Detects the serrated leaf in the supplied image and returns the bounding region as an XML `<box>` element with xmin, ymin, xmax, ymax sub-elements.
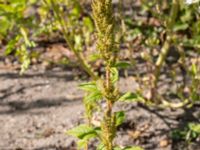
<box><xmin>119</xmin><ymin>92</ymin><xmax>144</xmax><ymax>102</ymax></box>
<box><xmin>67</xmin><ymin>124</ymin><xmax>97</xmax><ymax>140</ymax></box>
<box><xmin>115</xmin><ymin>111</ymin><xmax>125</xmax><ymax>126</ymax></box>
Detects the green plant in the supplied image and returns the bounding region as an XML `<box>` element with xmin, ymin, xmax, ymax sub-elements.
<box><xmin>45</xmin><ymin>0</ymin><xmax>98</xmax><ymax>80</ymax></box>
<box><xmin>67</xmin><ymin>0</ymin><xmax>143</xmax><ymax>149</ymax></box>
<box><xmin>171</xmin><ymin>122</ymin><xmax>200</xmax><ymax>143</ymax></box>
<box><xmin>0</xmin><ymin>0</ymin><xmax>38</xmax><ymax>73</ymax></box>
<box><xmin>135</xmin><ymin>0</ymin><xmax>200</xmax><ymax>108</ymax></box>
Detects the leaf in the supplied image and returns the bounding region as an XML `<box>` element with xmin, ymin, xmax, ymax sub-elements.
<box><xmin>110</xmin><ymin>67</ymin><xmax>119</xmax><ymax>83</ymax></box>
<box><xmin>84</xmin><ymin>91</ymin><xmax>103</xmax><ymax>105</ymax></box>
<box><xmin>77</xmin><ymin>139</ymin><xmax>88</xmax><ymax>149</ymax></box>
<box><xmin>79</xmin><ymin>82</ymin><xmax>97</xmax><ymax>92</ymax></box>
<box><xmin>88</xmin><ymin>53</ymin><xmax>101</xmax><ymax>62</ymax></box>
<box><xmin>74</xmin><ymin>35</ymin><xmax>82</xmax><ymax>51</ymax></box>
<box><xmin>97</xmin><ymin>143</ymin><xmax>106</xmax><ymax>150</ymax></box>
<box><xmin>0</xmin><ymin>17</ymin><xmax>10</xmax><ymax>34</ymax></box>
<box><xmin>115</xmin><ymin>111</ymin><xmax>125</xmax><ymax>127</ymax></box>
<box><xmin>114</xmin><ymin>61</ymin><xmax>131</xmax><ymax>69</ymax></box>
<box><xmin>114</xmin><ymin>147</ymin><xmax>122</xmax><ymax>150</ymax></box>
<box><xmin>67</xmin><ymin>124</ymin><xmax>97</xmax><ymax>140</ymax></box>
<box><xmin>188</xmin><ymin>123</ymin><xmax>200</xmax><ymax>134</ymax></box>
<box><xmin>123</xmin><ymin>146</ymin><xmax>144</xmax><ymax>150</ymax></box>
<box><xmin>191</xmin><ymin>63</ymin><xmax>197</xmax><ymax>75</ymax></box>
<box><xmin>173</xmin><ymin>23</ymin><xmax>189</xmax><ymax>32</ymax></box>
<box><xmin>77</xmin><ymin>132</ymin><xmax>98</xmax><ymax>149</ymax></box>
<box><xmin>5</xmin><ymin>35</ymin><xmax>21</xmax><ymax>55</ymax></box>
<box><xmin>16</xmin><ymin>45</ymin><xmax>30</xmax><ymax>75</ymax></box>
<box><xmin>71</xmin><ymin>3</ymin><xmax>81</xmax><ymax>18</ymax></box>
<box><xmin>83</xmin><ymin>17</ymin><xmax>94</xmax><ymax>32</ymax></box>
<box><xmin>119</xmin><ymin>92</ymin><xmax>145</xmax><ymax>102</ymax></box>
<box><xmin>171</xmin><ymin>129</ymin><xmax>187</xmax><ymax>140</ymax></box>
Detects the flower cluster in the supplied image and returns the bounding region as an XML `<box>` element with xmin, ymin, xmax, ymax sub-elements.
<box><xmin>92</xmin><ymin>0</ymin><xmax>117</xmax><ymax>65</ymax></box>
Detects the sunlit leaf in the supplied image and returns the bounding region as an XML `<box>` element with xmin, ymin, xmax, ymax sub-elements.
<box><xmin>188</xmin><ymin>123</ymin><xmax>200</xmax><ymax>134</ymax></box>
<box><xmin>119</xmin><ymin>92</ymin><xmax>145</xmax><ymax>102</ymax></box>
<box><xmin>67</xmin><ymin>124</ymin><xmax>97</xmax><ymax>139</ymax></box>
<box><xmin>79</xmin><ymin>82</ymin><xmax>97</xmax><ymax>92</ymax></box>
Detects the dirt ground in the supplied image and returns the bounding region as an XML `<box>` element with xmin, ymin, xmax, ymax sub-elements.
<box><xmin>0</xmin><ymin>67</ymin><xmax>199</xmax><ymax>150</ymax></box>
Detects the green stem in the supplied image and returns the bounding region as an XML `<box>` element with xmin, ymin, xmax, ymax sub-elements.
<box><xmin>152</xmin><ymin>0</ymin><xmax>179</xmax><ymax>101</ymax></box>
<box><xmin>153</xmin><ymin>38</ymin><xmax>170</xmax><ymax>88</ymax></box>
<box><xmin>49</xmin><ymin>0</ymin><xmax>98</xmax><ymax>80</ymax></box>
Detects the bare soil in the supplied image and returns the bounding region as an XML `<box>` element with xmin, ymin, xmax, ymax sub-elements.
<box><xmin>0</xmin><ymin>67</ymin><xmax>200</xmax><ymax>150</ymax></box>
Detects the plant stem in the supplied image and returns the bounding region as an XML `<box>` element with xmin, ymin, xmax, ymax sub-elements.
<box><xmin>49</xmin><ymin>0</ymin><xmax>98</xmax><ymax>80</ymax></box>
<box><xmin>92</xmin><ymin>0</ymin><xmax>117</xmax><ymax>148</ymax></box>
<box><xmin>152</xmin><ymin>0</ymin><xmax>179</xmax><ymax>102</ymax></box>
<box><xmin>104</xmin><ymin>66</ymin><xmax>114</xmax><ymax>150</ymax></box>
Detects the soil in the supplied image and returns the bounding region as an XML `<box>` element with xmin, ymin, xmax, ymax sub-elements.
<box><xmin>0</xmin><ymin>1</ymin><xmax>199</xmax><ymax>149</ymax></box>
<box><xmin>0</xmin><ymin>67</ymin><xmax>200</xmax><ymax>150</ymax></box>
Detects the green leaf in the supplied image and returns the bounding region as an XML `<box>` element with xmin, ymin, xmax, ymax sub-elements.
<box><xmin>77</xmin><ymin>139</ymin><xmax>87</xmax><ymax>149</ymax></box>
<box><xmin>71</xmin><ymin>3</ymin><xmax>81</xmax><ymax>18</ymax></box>
<box><xmin>119</xmin><ymin>92</ymin><xmax>145</xmax><ymax>102</ymax></box>
<box><xmin>110</xmin><ymin>67</ymin><xmax>119</xmax><ymax>83</ymax></box>
<box><xmin>88</xmin><ymin>53</ymin><xmax>101</xmax><ymax>62</ymax></box>
<box><xmin>74</xmin><ymin>35</ymin><xmax>82</xmax><ymax>51</ymax></box>
<box><xmin>114</xmin><ymin>147</ymin><xmax>122</xmax><ymax>150</ymax></box>
<box><xmin>84</xmin><ymin>91</ymin><xmax>103</xmax><ymax>105</ymax></box>
<box><xmin>20</xmin><ymin>27</ymin><xmax>35</xmax><ymax>47</ymax></box>
<box><xmin>79</xmin><ymin>82</ymin><xmax>97</xmax><ymax>92</ymax></box>
<box><xmin>0</xmin><ymin>17</ymin><xmax>10</xmax><ymax>34</ymax></box>
<box><xmin>191</xmin><ymin>63</ymin><xmax>197</xmax><ymax>75</ymax></box>
<box><xmin>67</xmin><ymin>124</ymin><xmax>97</xmax><ymax>139</ymax></box>
<box><xmin>17</xmin><ymin>45</ymin><xmax>30</xmax><ymax>75</ymax></box>
<box><xmin>115</xmin><ymin>111</ymin><xmax>125</xmax><ymax>127</ymax></box>
<box><xmin>114</xmin><ymin>61</ymin><xmax>131</xmax><ymax>69</ymax></box>
<box><xmin>173</xmin><ymin>23</ymin><xmax>189</xmax><ymax>32</ymax></box>
<box><xmin>83</xmin><ymin>17</ymin><xmax>94</xmax><ymax>32</ymax></box>
<box><xmin>123</xmin><ymin>146</ymin><xmax>144</xmax><ymax>150</ymax></box>
<box><xmin>97</xmin><ymin>143</ymin><xmax>106</xmax><ymax>150</ymax></box>
<box><xmin>5</xmin><ymin>35</ymin><xmax>21</xmax><ymax>55</ymax></box>
<box><xmin>188</xmin><ymin>123</ymin><xmax>200</xmax><ymax>134</ymax></box>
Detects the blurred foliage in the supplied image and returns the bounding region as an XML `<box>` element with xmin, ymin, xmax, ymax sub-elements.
<box><xmin>0</xmin><ymin>0</ymin><xmax>200</xmax><ymax>148</ymax></box>
<box><xmin>171</xmin><ymin>122</ymin><xmax>200</xmax><ymax>143</ymax></box>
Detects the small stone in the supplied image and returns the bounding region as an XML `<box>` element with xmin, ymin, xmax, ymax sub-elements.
<box><xmin>159</xmin><ymin>139</ymin><xmax>169</xmax><ymax>147</ymax></box>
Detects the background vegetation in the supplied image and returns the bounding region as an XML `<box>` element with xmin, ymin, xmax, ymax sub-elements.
<box><xmin>0</xmin><ymin>0</ymin><xmax>200</xmax><ymax>149</ymax></box>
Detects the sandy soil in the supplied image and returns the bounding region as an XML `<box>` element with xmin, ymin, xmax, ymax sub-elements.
<box><xmin>0</xmin><ymin>67</ymin><xmax>199</xmax><ymax>150</ymax></box>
